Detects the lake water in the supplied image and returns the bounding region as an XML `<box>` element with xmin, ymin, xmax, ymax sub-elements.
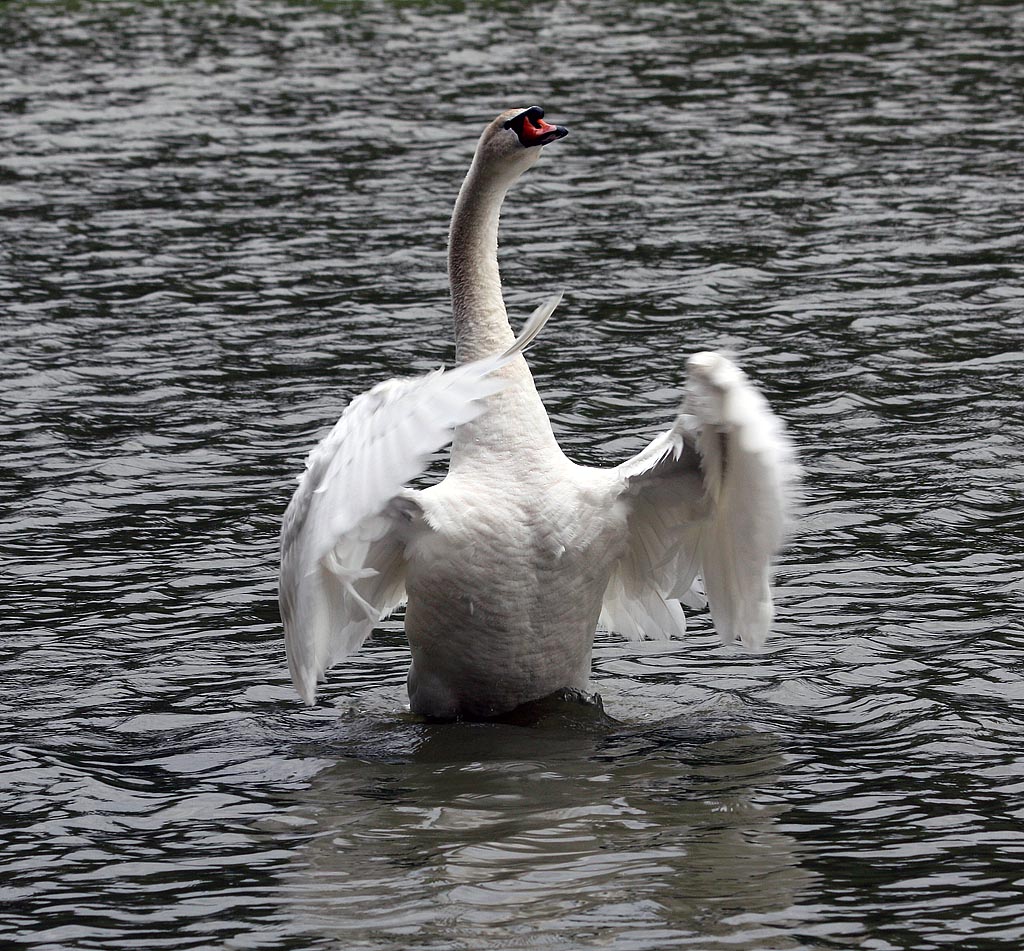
<box><xmin>2</xmin><ymin>1</ymin><xmax>1023</xmax><ymax>949</ymax></box>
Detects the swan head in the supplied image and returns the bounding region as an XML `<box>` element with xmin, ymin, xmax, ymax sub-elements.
<box><xmin>472</xmin><ymin>106</ymin><xmax>568</xmax><ymax>185</ymax></box>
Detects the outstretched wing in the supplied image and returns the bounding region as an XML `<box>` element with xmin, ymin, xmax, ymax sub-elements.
<box><xmin>280</xmin><ymin>295</ymin><xmax>561</xmax><ymax>705</ymax></box>
<box><xmin>602</xmin><ymin>351</ymin><xmax>797</xmax><ymax>649</ymax></box>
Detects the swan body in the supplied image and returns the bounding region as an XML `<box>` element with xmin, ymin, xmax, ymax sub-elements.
<box><xmin>280</xmin><ymin>107</ymin><xmax>797</xmax><ymax>719</ymax></box>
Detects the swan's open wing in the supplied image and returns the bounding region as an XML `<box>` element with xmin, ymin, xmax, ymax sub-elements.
<box><xmin>602</xmin><ymin>352</ymin><xmax>797</xmax><ymax>649</ymax></box>
<box><xmin>280</xmin><ymin>295</ymin><xmax>561</xmax><ymax>705</ymax></box>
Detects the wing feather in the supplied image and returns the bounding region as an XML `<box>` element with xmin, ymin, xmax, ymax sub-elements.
<box><xmin>685</xmin><ymin>353</ymin><xmax>797</xmax><ymax>648</ymax></box>
<box><xmin>602</xmin><ymin>352</ymin><xmax>797</xmax><ymax>649</ymax></box>
<box><xmin>279</xmin><ymin>294</ymin><xmax>562</xmax><ymax>705</ymax></box>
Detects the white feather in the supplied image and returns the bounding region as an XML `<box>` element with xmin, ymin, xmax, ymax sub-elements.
<box><xmin>279</xmin><ymin>295</ymin><xmax>561</xmax><ymax>705</ymax></box>
<box><xmin>684</xmin><ymin>352</ymin><xmax>798</xmax><ymax>648</ymax></box>
<box><xmin>602</xmin><ymin>352</ymin><xmax>797</xmax><ymax>650</ymax></box>
<box><xmin>277</xmin><ymin>107</ymin><xmax>799</xmax><ymax>718</ymax></box>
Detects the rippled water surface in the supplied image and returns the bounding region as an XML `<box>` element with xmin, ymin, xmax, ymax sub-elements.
<box><xmin>3</xmin><ymin>1</ymin><xmax>1023</xmax><ymax>949</ymax></box>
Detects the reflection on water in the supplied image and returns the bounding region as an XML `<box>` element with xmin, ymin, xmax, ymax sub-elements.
<box><xmin>287</xmin><ymin>713</ymin><xmax>808</xmax><ymax>951</ymax></box>
<box><xmin>2</xmin><ymin>1</ymin><xmax>1023</xmax><ymax>949</ymax></box>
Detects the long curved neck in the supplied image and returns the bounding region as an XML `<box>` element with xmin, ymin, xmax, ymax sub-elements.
<box><xmin>448</xmin><ymin>163</ymin><xmax>517</xmax><ymax>363</ymax></box>
<box><xmin>445</xmin><ymin>155</ymin><xmax>563</xmax><ymax>469</ymax></box>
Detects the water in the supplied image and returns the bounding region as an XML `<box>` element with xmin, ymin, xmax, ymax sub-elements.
<box><xmin>2</xmin><ymin>1</ymin><xmax>1023</xmax><ymax>948</ymax></box>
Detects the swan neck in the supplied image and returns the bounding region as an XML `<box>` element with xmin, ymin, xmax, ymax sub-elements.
<box><xmin>448</xmin><ymin>164</ymin><xmax>515</xmax><ymax>362</ymax></box>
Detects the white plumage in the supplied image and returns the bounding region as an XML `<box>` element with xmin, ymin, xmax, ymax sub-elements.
<box><xmin>279</xmin><ymin>107</ymin><xmax>797</xmax><ymax>718</ymax></box>
<box><xmin>281</xmin><ymin>295</ymin><xmax>559</xmax><ymax>705</ymax></box>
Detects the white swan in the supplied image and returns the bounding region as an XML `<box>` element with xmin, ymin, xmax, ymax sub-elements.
<box><xmin>280</xmin><ymin>106</ymin><xmax>796</xmax><ymax>719</ymax></box>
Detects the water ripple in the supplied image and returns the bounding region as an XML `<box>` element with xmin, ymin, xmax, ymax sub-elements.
<box><xmin>3</xmin><ymin>1</ymin><xmax>1023</xmax><ymax>949</ymax></box>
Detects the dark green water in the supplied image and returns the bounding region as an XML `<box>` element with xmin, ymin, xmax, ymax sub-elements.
<box><xmin>2</xmin><ymin>1</ymin><xmax>1022</xmax><ymax>949</ymax></box>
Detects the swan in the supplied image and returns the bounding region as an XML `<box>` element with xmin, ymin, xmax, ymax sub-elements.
<box><xmin>280</xmin><ymin>106</ymin><xmax>796</xmax><ymax>719</ymax></box>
